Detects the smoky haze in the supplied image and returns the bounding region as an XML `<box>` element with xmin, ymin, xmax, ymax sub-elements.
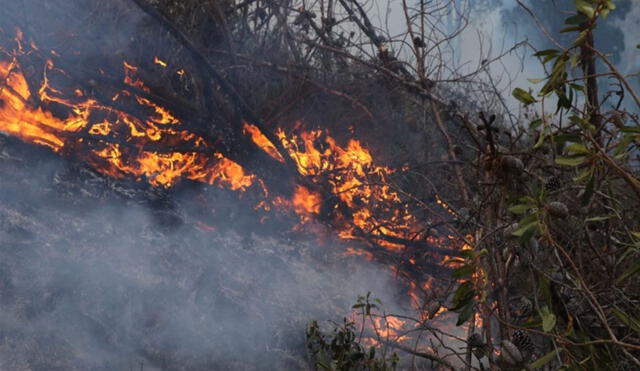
<box><xmin>0</xmin><ymin>135</ymin><xmax>408</xmax><ymax>370</ymax></box>
<box><xmin>0</xmin><ymin>1</ymin><xmax>410</xmax><ymax>370</ymax></box>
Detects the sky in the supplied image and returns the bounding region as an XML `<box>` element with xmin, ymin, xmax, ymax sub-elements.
<box><xmin>365</xmin><ymin>0</ymin><xmax>639</xmax><ymax>112</ymax></box>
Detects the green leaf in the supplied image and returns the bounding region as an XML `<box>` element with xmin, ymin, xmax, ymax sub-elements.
<box><xmin>620</xmin><ymin>126</ymin><xmax>640</xmax><ymax>134</ymax></box>
<box><xmin>581</xmin><ymin>174</ymin><xmax>594</xmax><ymax>206</ymax></box>
<box><xmin>615</xmin><ymin>260</ymin><xmax>640</xmax><ymax>285</ymax></box>
<box><xmin>569</xmin><ymin>83</ymin><xmax>584</xmax><ymax>91</ymax></box>
<box><xmin>452</xmin><ymin>264</ymin><xmax>475</xmax><ymax>279</ymax></box>
<box><xmin>533</xmin><ymin>130</ymin><xmax>546</xmax><ymax>149</ymax></box>
<box><xmin>539</xmin><ymin>274</ymin><xmax>553</xmax><ymax>306</ymax></box>
<box><xmin>512</xmin><ymin>221</ymin><xmax>538</xmax><ymax>240</ymax></box>
<box><xmin>520</xmin><ymin>225</ymin><xmax>538</xmax><ymax>243</ymax></box>
<box><xmin>508</xmin><ymin>204</ymin><xmax>533</xmax><ymax>215</ymax></box>
<box><xmin>560</xmin><ymin>25</ymin><xmax>581</xmax><ymax>33</ymax></box>
<box><xmin>530</xmin><ymin>348</ymin><xmax>563</xmax><ymax>368</ymax></box>
<box><xmin>519</xmin><ymin>196</ymin><xmax>537</xmax><ymax>205</ymax></box>
<box><xmin>456</xmin><ymin>301</ymin><xmax>475</xmax><ymax>326</ymax></box>
<box><xmin>540</xmin><ymin>56</ymin><xmax>568</xmax><ymax>96</ymax></box>
<box><xmin>614</xmin><ymin>136</ymin><xmax>633</xmax><ymax>157</ymax></box>
<box><xmin>555</xmin><ymin>156</ymin><xmax>586</xmax><ymax>166</ymax></box>
<box><xmin>451</xmin><ymin>281</ymin><xmax>475</xmax><ymax>310</ymax></box>
<box><xmin>521</xmin><ymin>318</ymin><xmax>543</xmax><ymax>328</ymax></box>
<box><xmin>574</xmin><ymin>29</ymin><xmax>589</xmax><ymax>46</ymax></box>
<box><xmin>513</xmin><ymin>88</ymin><xmax>537</xmax><ymax>105</ymax></box>
<box><xmin>570</xmin><ymin>53</ymin><xmax>580</xmax><ymax>68</ymax></box>
<box><xmin>529</xmin><ymin>118</ymin><xmax>543</xmax><ymax>129</ymax></box>
<box><xmin>517</xmin><ymin>213</ymin><xmax>539</xmax><ymax>229</ymax></box>
<box><xmin>566</xmin><ymin>143</ymin><xmax>589</xmax><ymax>154</ymax></box>
<box><xmin>585</xmin><ymin>215</ymin><xmax>614</xmax><ymax>222</ymax></box>
<box><xmin>565</xmin><ymin>14</ymin><xmax>588</xmax><ymax>24</ymax></box>
<box><xmin>460</xmin><ymin>250</ymin><xmax>476</xmax><ymax>259</ymax></box>
<box><xmin>575</xmin><ymin>0</ymin><xmax>595</xmax><ymax>18</ymax></box>
<box><xmin>541</xmin><ymin>306</ymin><xmax>557</xmax><ymax>332</ymax></box>
<box><xmin>573</xmin><ymin>168</ymin><xmax>592</xmax><ymax>182</ymax></box>
<box><xmin>542</xmin><ymin>53</ymin><xmax>559</xmax><ymax>65</ymax></box>
<box><xmin>612</xmin><ymin>307</ymin><xmax>640</xmax><ymax>333</ymax></box>
<box><xmin>534</xmin><ymin>49</ymin><xmax>559</xmax><ymax>57</ymax></box>
<box><xmin>527</xmin><ymin>78</ymin><xmax>545</xmax><ymax>84</ymax></box>
<box><xmin>601</xmin><ymin>1</ymin><xmax>615</xmax><ymax>18</ymax></box>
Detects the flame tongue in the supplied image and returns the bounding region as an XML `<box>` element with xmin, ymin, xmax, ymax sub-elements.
<box><xmin>276</xmin><ymin>127</ymin><xmax>421</xmax><ymax>251</ymax></box>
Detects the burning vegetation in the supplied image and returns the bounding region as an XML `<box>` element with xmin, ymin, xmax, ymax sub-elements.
<box><xmin>1</xmin><ymin>0</ymin><xmax>640</xmax><ymax>370</ymax></box>
<box><xmin>0</xmin><ymin>21</ymin><xmax>463</xmax><ymax>367</ymax></box>
<box><xmin>0</xmin><ymin>26</ymin><xmax>461</xmax><ymax>266</ymax></box>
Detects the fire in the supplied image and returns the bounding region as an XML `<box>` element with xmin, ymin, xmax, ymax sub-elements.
<box><xmin>276</xmin><ymin>127</ymin><xmax>421</xmax><ymax>251</ymax></box>
<box><xmin>243</xmin><ymin>122</ymin><xmax>284</xmax><ymax>162</ymax></box>
<box><xmin>351</xmin><ymin>313</ymin><xmax>411</xmax><ymax>346</ymax></box>
<box><xmin>1</xmin><ymin>28</ymin><xmax>423</xmax><ymax>252</ymax></box>
<box><xmin>153</xmin><ymin>57</ymin><xmax>167</xmax><ymax>67</ymax></box>
<box><xmin>292</xmin><ymin>185</ymin><xmax>321</xmax><ymax>216</ymax></box>
<box><xmin>123</xmin><ymin>61</ymin><xmax>149</xmax><ymax>92</ymax></box>
<box><xmin>0</xmin><ymin>28</ymin><xmax>464</xmax><ymax>321</ymax></box>
<box><xmin>0</xmin><ymin>29</ymin><xmax>255</xmax><ymax>190</ymax></box>
<box><xmin>436</xmin><ymin>194</ymin><xmax>457</xmax><ymax>217</ymax></box>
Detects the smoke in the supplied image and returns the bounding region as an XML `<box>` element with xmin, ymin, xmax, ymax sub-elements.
<box><xmin>0</xmin><ymin>135</ymin><xmax>409</xmax><ymax>370</ymax></box>
<box><xmin>0</xmin><ymin>1</ymin><xmax>414</xmax><ymax>369</ymax></box>
<box><xmin>376</xmin><ymin>0</ymin><xmax>638</xmax><ymax>114</ymax></box>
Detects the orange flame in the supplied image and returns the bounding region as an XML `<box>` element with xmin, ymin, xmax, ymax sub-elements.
<box><xmin>0</xmin><ymin>31</ymin><xmax>254</xmax><ymax>191</ymax></box>
<box><xmin>276</xmin><ymin>126</ymin><xmax>420</xmax><ymax>251</ymax></box>
<box><xmin>292</xmin><ymin>185</ymin><xmax>321</xmax><ymax>216</ymax></box>
<box><xmin>153</xmin><ymin>57</ymin><xmax>167</xmax><ymax>67</ymax></box>
<box><xmin>243</xmin><ymin>122</ymin><xmax>284</xmax><ymax>162</ymax></box>
<box><xmin>0</xmin><ymin>29</ymin><xmax>462</xmax><ymax>321</ymax></box>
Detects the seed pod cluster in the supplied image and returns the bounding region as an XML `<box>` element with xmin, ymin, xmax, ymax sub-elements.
<box><xmin>497</xmin><ymin>340</ymin><xmax>524</xmax><ymax>367</ymax></box>
<box><xmin>512</xmin><ymin>330</ymin><xmax>534</xmax><ymax>360</ymax></box>
<box><xmin>508</xmin><ymin>296</ymin><xmax>533</xmax><ymax>321</ymax></box>
<box><xmin>544</xmin><ymin>176</ymin><xmax>562</xmax><ymax>192</ymax></box>
<box><xmin>546</xmin><ymin>201</ymin><xmax>568</xmax><ymax>218</ymax></box>
<box><xmin>501</xmin><ymin>155</ymin><xmax>524</xmax><ymax>174</ymax></box>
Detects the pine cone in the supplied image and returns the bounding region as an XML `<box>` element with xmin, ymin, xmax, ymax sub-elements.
<box><xmin>501</xmin><ymin>155</ymin><xmax>524</xmax><ymax>173</ymax></box>
<box><xmin>497</xmin><ymin>340</ymin><xmax>524</xmax><ymax>366</ymax></box>
<box><xmin>546</xmin><ymin>201</ymin><xmax>569</xmax><ymax>218</ymax></box>
<box><xmin>544</xmin><ymin>176</ymin><xmax>562</xmax><ymax>192</ymax></box>
<box><xmin>509</xmin><ymin>296</ymin><xmax>533</xmax><ymax>321</ymax></box>
<box><xmin>512</xmin><ymin>330</ymin><xmax>534</xmax><ymax>360</ymax></box>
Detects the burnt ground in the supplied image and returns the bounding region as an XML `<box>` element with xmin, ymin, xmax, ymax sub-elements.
<box><xmin>0</xmin><ymin>133</ymin><xmax>407</xmax><ymax>371</ymax></box>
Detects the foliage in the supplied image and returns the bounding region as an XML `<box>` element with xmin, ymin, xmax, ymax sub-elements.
<box><xmin>501</xmin><ymin>0</ymin><xmax>631</xmax><ymax>64</ymax></box>
<box><xmin>472</xmin><ymin>0</ymin><xmax>640</xmax><ymax>368</ymax></box>
<box><xmin>306</xmin><ymin>294</ymin><xmax>399</xmax><ymax>371</ymax></box>
<box><xmin>144</xmin><ymin>0</ymin><xmax>640</xmax><ymax>368</ymax></box>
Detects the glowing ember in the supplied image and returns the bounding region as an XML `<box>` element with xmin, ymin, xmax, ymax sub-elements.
<box><xmin>153</xmin><ymin>56</ymin><xmax>167</xmax><ymax>67</ymax></box>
